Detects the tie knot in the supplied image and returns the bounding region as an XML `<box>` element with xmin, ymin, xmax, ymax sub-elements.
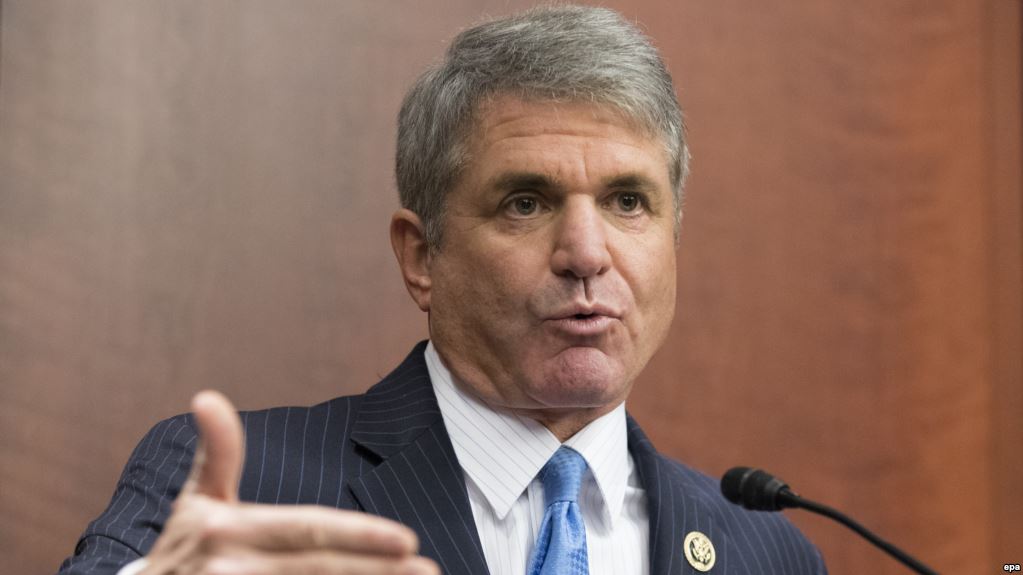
<box><xmin>540</xmin><ymin>446</ymin><xmax>587</xmax><ymax>504</ymax></box>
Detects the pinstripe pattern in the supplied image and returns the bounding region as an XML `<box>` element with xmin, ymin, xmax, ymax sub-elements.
<box><xmin>628</xmin><ymin>418</ymin><xmax>827</xmax><ymax>574</ymax></box>
<box><xmin>58</xmin><ymin>342</ymin><xmax>826</xmax><ymax>574</ymax></box>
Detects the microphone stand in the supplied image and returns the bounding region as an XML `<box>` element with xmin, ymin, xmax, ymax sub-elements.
<box><xmin>782</xmin><ymin>491</ymin><xmax>939</xmax><ymax>575</ymax></box>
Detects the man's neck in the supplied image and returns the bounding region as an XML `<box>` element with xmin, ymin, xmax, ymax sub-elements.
<box><xmin>516</xmin><ymin>404</ymin><xmax>621</xmax><ymax>442</ymax></box>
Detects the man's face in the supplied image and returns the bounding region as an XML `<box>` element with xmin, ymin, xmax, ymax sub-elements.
<box><xmin>423</xmin><ymin>96</ymin><xmax>678</xmax><ymax>425</ymax></box>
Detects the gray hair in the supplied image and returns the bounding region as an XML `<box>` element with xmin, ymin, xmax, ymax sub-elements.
<box><xmin>396</xmin><ymin>4</ymin><xmax>689</xmax><ymax>248</ymax></box>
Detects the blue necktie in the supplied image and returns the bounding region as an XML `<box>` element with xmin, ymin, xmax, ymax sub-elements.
<box><xmin>527</xmin><ymin>446</ymin><xmax>590</xmax><ymax>575</ymax></box>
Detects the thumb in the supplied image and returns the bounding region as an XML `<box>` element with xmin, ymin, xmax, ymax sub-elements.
<box><xmin>182</xmin><ymin>390</ymin><xmax>244</xmax><ymax>502</ymax></box>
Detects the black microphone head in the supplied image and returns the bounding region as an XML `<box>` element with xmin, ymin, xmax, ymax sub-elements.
<box><xmin>721</xmin><ymin>466</ymin><xmax>794</xmax><ymax>511</ymax></box>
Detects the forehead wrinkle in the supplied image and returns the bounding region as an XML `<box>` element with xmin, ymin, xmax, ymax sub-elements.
<box><xmin>468</xmin><ymin>97</ymin><xmax>673</xmax><ymax>201</ymax></box>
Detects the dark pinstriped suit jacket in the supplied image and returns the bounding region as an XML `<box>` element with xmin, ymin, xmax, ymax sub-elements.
<box><xmin>59</xmin><ymin>342</ymin><xmax>827</xmax><ymax>574</ymax></box>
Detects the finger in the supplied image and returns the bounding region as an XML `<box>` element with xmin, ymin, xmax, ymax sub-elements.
<box><xmin>182</xmin><ymin>390</ymin><xmax>244</xmax><ymax>502</ymax></box>
<box><xmin>199</xmin><ymin>504</ymin><xmax>420</xmax><ymax>556</ymax></box>
<box><xmin>204</xmin><ymin>552</ymin><xmax>440</xmax><ymax>575</ymax></box>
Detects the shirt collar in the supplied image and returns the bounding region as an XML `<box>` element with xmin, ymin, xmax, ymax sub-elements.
<box><xmin>425</xmin><ymin>341</ymin><xmax>631</xmax><ymax>526</ymax></box>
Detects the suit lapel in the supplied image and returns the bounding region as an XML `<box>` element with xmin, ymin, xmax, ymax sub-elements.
<box><xmin>628</xmin><ymin>416</ymin><xmax>733</xmax><ymax>574</ymax></box>
<box><xmin>345</xmin><ymin>345</ymin><xmax>738</xmax><ymax>575</ymax></box>
<box><xmin>347</xmin><ymin>342</ymin><xmax>490</xmax><ymax>575</ymax></box>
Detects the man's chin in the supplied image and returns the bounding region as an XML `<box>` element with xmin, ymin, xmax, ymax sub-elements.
<box><xmin>530</xmin><ymin>347</ymin><xmax>628</xmax><ymax>407</ymax></box>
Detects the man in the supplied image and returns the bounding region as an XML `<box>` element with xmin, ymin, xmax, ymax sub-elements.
<box><xmin>59</xmin><ymin>5</ymin><xmax>826</xmax><ymax>574</ymax></box>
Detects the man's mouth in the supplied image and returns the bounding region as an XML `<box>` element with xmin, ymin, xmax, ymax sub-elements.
<box><xmin>546</xmin><ymin>308</ymin><xmax>619</xmax><ymax>336</ymax></box>
<box><xmin>548</xmin><ymin>302</ymin><xmax>622</xmax><ymax>321</ymax></box>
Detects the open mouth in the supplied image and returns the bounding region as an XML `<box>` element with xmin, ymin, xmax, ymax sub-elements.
<box><xmin>549</xmin><ymin>312</ymin><xmax>614</xmax><ymax>336</ymax></box>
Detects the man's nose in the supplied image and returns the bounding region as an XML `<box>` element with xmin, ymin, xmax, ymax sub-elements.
<box><xmin>550</xmin><ymin>198</ymin><xmax>612</xmax><ymax>279</ymax></box>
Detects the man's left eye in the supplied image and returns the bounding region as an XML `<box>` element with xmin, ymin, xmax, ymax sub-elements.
<box><xmin>616</xmin><ymin>193</ymin><xmax>642</xmax><ymax>213</ymax></box>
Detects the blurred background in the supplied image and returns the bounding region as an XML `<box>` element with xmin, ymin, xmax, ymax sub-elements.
<box><xmin>1</xmin><ymin>1</ymin><xmax>1019</xmax><ymax>573</ymax></box>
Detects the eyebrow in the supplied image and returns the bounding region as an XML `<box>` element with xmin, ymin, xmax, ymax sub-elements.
<box><xmin>487</xmin><ymin>171</ymin><xmax>662</xmax><ymax>194</ymax></box>
<box><xmin>603</xmin><ymin>173</ymin><xmax>661</xmax><ymax>193</ymax></box>
<box><xmin>489</xmin><ymin>172</ymin><xmax>561</xmax><ymax>193</ymax></box>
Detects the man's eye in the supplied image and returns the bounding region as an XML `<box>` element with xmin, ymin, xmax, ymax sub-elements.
<box><xmin>510</xmin><ymin>196</ymin><xmax>539</xmax><ymax>216</ymax></box>
<box><xmin>616</xmin><ymin>193</ymin><xmax>642</xmax><ymax>213</ymax></box>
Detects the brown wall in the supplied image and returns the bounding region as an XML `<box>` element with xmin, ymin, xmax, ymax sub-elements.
<box><xmin>1</xmin><ymin>1</ymin><xmax>1019</xmax><ymax>573</ymax></box>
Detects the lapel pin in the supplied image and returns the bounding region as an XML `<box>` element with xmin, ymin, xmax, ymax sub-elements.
<box><xmin>683</xmin><ymin>530</ymin><xmax>716</xmax><ymax>572</ymax></box>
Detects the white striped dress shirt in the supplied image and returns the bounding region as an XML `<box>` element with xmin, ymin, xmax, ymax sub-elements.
<box><xmin>426</xmin><ymin>342</ymin><xmax>649</xmax><ymax>575</ymax></box>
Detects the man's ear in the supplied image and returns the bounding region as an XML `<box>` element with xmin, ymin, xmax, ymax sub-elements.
<box><xmin>390</xmin><ymin>208</ymin><xmax>432</xmax><ymax>312</ymax></box>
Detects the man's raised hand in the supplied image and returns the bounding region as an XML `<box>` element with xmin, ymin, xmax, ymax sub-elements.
<box><xmin>140</xmin><ymin>391</ymin><xmax>439</xmax><ymax>575</ymax></box>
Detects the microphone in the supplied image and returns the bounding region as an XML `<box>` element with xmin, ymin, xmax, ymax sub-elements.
<box><xmin>720</xmin><ymin>466</ymin><xmax>939</xmax><ymax>575</ymax></box>
<box><xmin>720</xmin><ymin>466</ymin><xmax>799</xmax><ymax>511</ymax></box>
